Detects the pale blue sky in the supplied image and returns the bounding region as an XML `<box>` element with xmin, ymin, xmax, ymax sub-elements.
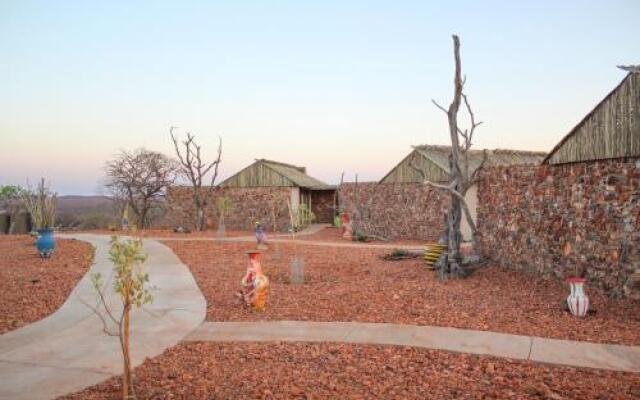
<box><xmin>1</xmin><ymin>1</ymin><xmax>638</xmax><ymax>194</ymax></box>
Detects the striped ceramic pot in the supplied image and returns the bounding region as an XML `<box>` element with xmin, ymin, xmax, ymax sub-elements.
<box><xmin>566</xmin><ymin>277</ymin><xmax>589</xmax><ymax>317</ymax></box>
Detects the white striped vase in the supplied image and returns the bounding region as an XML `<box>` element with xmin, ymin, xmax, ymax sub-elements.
<box><xmin>566</xmin><ymin>277</ymin><xmax>589</xmax><ymax>317</ymax></box>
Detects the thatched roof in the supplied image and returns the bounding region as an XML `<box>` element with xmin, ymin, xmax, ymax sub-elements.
<box><xmin>219</xmin><ymin>159</ymin><xmax>333</xmax><ymax>189</ymax></box>
<box><xmin>414</xmin><ymin>145</ymin><xmax>546</xmax><ymax>172</ymax></box>
<box><xmin>380</xmin><ymin>145</ymin><xmax>546</xmax><ymax>184</ymax></box>
<box><xmin>543</xmin><ymin>70</ymin><xmax>640</xmax><ymax>165</ymax></box>
<box><xmin>259</xmin><ymin>159</ymin><xmax>333</xmax><ymax>189</ymax></box>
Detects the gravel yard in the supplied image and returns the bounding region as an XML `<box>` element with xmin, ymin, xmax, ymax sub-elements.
<box><xmin>0</xmin><ymin>235</ymin><xmax>93</xmax><ymax>334</ymax></box>
<box><xmin>60</xmin><ymin>341</ymin><xmax>640</xmax><ymax>400</ymax></box>
<box><xmin>296</xmin><ymin>227</ymin><xmax>426</xmax><ymax>246</ymax></box>
<box><xmin>164</xmin><ymin>240</ymin><xmax>640</xmax><ymax>345</ymax></box>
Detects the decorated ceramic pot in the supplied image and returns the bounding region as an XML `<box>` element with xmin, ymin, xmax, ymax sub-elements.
<box><xmin>566</xmin><ymin>277</ymin><xmax>589</xmax><ymax>317</ymax></box>
<box><xmin>36</xmin><ymin>228</ymin><xmax>55</xmax><ymax>258</ymax></box>
<box><xmin>241</xmin><ymin>250</ymin><xmax>269</xmax><ymax>311</ymax></box>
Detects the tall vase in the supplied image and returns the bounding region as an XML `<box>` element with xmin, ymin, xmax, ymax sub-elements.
<box><xmin>566</xmin><ymin>277</ymin><xmax>589</xmax><ymax>317</ymax></box>
<box><xmin>36</xmin><ymin>228</ymin><xmax>55</xmax><ymax>258</ymax></box>
<box><xmin>241</xmin><ymin>251</ymin><xmax>269</xmax><ymax>311</ymax></box>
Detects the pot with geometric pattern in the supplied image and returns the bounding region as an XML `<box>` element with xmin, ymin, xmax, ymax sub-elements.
<box><xmin>566</xmin><ymin>277</ymin><xmax>589</xmax><ymax>317</ymax></box>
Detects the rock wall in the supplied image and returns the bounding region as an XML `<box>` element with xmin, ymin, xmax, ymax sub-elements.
<box><xmin>310</xmin><ymin>190</ymin><xmax>336</xmax><ymax>223</ymax></box>
<box><xmin>165</xmin><ymin>186</ymin><xmax>292</xmax><ymax>232</ymax></box>
<box><xmin>477</xmin><ymin>159</ymin><xmax>640</xmax><ymax>299</ymax></box>
<box><xmin>338</xmin><ymin>182</ymin><xmax>448</xmax><ymax>241</ymax></box>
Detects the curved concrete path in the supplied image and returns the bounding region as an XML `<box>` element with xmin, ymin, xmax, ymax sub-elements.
<box><xmin>0</xmin><ymin>234</ymin><xmax>206</xmax><ymax>400</ymax></box>
<box><xmin>187</xmin><ymin>321</ymin><xmax>640</xmax><ymax>373</ymax></box>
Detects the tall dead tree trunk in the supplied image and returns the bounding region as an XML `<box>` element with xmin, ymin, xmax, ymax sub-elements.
<box><xmin>444</xmin><ymin>35</ymin><xmax>464</xmax><ymax>277</ymax></box>
<box><xmin>413</xmin><ymin>35</ymin><xmax>485</xmax><ymax>278</ymax></box>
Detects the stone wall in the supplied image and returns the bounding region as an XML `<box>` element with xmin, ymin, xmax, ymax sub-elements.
<box><xmin>476</xmin><ymin>159</ymin><xmax>640</xmax><ymax>299</ymax></box>
<box><xmin>310</xmin><ymin>190</ymin><xmax>336</xmax><ymax>223</ymax></box>
<box><xmin>165</xmin><ymin>186</ymin><xmax>292</xmax><ymax>232</ymax></box>
<box><xmin>338</xmin><ymin>182</ymin><xmax>449</xmax><ymax>241</ymax></box>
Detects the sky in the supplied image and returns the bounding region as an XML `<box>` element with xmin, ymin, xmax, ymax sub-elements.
<box><xmin>0</xmin><ymin>1</ymin><xmax>639</xmax><ymax>195</ymax></box>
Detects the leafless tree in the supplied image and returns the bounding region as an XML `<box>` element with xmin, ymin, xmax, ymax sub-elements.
<box><xmin>170</xmin><ymin>127</ymin><xmax>222</xmax><ymax>231</ymax></box>
<box><xmin>105</xmin><ymin>149</ymin><xmax>177</xmax><ymax>230</ymax></box>
<box><xmin>412</xmin><ymin>35</ymin><xmax>486</xmax><ymax>278</ymax></box>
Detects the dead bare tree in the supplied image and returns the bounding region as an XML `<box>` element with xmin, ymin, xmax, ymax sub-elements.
<box><xmin>105</xmin><ymin>149</ymin><xmax>177</xmax><ymax>230</ymax></box>
<box><xmin>170</xmin><ymin>127</ymin><xmax>222</xmax><ymax>231</ymax></box>
<box><xmin>414</xmin><ymin>35</ymin><xmax>486</xmax><ymax>278</ymax></box>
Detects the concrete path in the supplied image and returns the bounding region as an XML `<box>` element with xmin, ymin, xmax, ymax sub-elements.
<box><xmin>0</xmin><ymin>234</ymin><xmax>206</xmax><ymax>400</ymax></box>
<box><xmin>186</xmin><ymin>321</ymin><xmax>640</xmax><ymax>373</ymax></box>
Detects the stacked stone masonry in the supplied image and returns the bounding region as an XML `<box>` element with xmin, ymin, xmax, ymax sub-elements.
<box><xmin>477</xmin><ymin>159</ymin><xmax>640</xmax><ymax>299</ymax></box>
<box><xmin>338</xmin><ymin>182</ymin><xmax>449</xmax><ymax>241</ymax></box>
<box><xmin>165</xmin><ymin>186</ymin><xmax>292</xmax><ymax>232</ymax></box>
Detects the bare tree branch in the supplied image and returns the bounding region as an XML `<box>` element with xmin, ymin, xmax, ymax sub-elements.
<box><xmin>422</xmin><ymin>179</ymin><xmax>477</xmax><ymax>235</ymax></box>
<box><xmin>104</xmin><ymin>149</ymin><xmax>177</xmax><ymax>229</ymax></box>
<box><xmin>170</xmin><ymin>127</ymin><xmax>223</xmax><ymax>231</ymax></box>
<box><xmin>431</xmin><ymin>99</ymin><xmax>449</xmax><ymax>114</ymax></box>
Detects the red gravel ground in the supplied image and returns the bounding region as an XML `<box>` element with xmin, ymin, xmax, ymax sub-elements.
<box><xmin>0</xmin><ymin>235</ymin><xmax>93</xmax><ymax>334</ymax></box>
<box><xmin>164</xmin><ymin>240</ymin><xmax>640</xmax><ymax>345</ymax></box>
<box><xmin>61</xmin><ymin>341</ymin><xmax>640</xmax><ymax>400</ymax></box>
<box><xmin>297</xmin><ymin>227</ymin><xmax>426</xmax><ymax>246</ymax></box>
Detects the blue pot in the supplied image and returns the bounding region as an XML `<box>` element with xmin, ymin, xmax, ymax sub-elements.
<box><xmin>36</xmin><ymin>228</ymin><xmax>55</xmax><ymax>258</ymax></box>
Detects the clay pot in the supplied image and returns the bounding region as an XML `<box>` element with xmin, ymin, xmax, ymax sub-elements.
<box><xmin>566</xmin><ymin>277</ymin><xmax>589</xmax><ymax>317</ymax></box>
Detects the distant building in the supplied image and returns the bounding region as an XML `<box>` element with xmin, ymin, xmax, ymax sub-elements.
<box><xmin>379</xmin><ymin>145</ymin><xmax>546</xmax><ymax>240</ymax></box>
<box><xmin>543</xmin><ymin>70</ymin><xmax>640</xmax><ymax>165</ymax></box>
<box><xmin>167</xmin><ymin>159</ymin><xmax>335</xmax><ymax>231</ymax></box>
<box><xmin>380</xmin><ymin>145</ymin><xmax>546</xmax><ymax>184</ymax></box>
<box><xmin>219</xmin><ymin>159</ymin><xmax>336</xmax><ymax>224</ymax></box>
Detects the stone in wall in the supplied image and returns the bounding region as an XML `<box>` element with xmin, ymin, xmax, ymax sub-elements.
<box><xmin>310</xmin><ymin>190</ymin><xmax>336</xmax><ymax>223</ymax></box>
<box><xmin>165</xmin><ymin>186</ymin><xmax>292</xmax><ymax>232</ymax></box>
<box><xmin>338</xmin><ymin>182</ymin><xmax>448</xmax><ymax>241</ymax></box>
<box><xmin>476</xmin><ymin>159</ymin><xmax>640</xmax><ymax>299</ymax></box>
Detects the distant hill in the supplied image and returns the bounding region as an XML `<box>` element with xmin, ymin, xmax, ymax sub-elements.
<box><xmin>57</xmin><ymin>195</ymin><xmax>115</xmax><ymax>213</ymax></box>
<box><xmin>56</xmin><ymin>195</ymin><xmax>118</xmax><ymax>229</ymax></box>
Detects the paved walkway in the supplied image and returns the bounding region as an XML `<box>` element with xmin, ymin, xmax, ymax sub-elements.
<box><xmin>186</xmin><ymin>321</ymin><xmax>640</xmax><ymax>373</ymax></box>
<box><xmin>0</xmin><ymin>234</ymin><xmax>206</xmax><ymax>400</ymax></box>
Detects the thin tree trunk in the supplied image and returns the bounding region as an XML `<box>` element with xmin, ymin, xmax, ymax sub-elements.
<box><xmin>447</xmin><ymin>158</ymin><xmax>463</xmax><ymax>277</ymax></box>
<box><xmin>444</xmin><ymin>34</ymin><xmax>464</xmax><ymax>277</ymax></box>
<box><xmin>122</xmin><ymin>302</ymin><xmax>132</xmax><ymax>400</ymax></box>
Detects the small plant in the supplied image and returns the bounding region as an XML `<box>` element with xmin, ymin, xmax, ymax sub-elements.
<box><xmin>294</xmin><ymin>203</ymin><xmax>315</xmax><ymax>230</ymax></box>
<box><xmin>285</xmin><ymin>198</ymin><xmax>305</xmax><ymax>284</ymax></box>
<box><xmin>87</xmin><ymin>236</ymin><xmax>152</xmax><ymax>400</ymax></box>
<box><xmin>21</xmin><ymin>178</ymin><xmax>57</xmax><ymax>230</ymax></box>
<box><xmin>290</xmin><ymin>257</ymin><xmax>305</xmax><ymax>285</ymax></box>
<box><xmin>382</xmin><ymin>248</ymin><xmax>419</xmax><ymax>261</ymax></box>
